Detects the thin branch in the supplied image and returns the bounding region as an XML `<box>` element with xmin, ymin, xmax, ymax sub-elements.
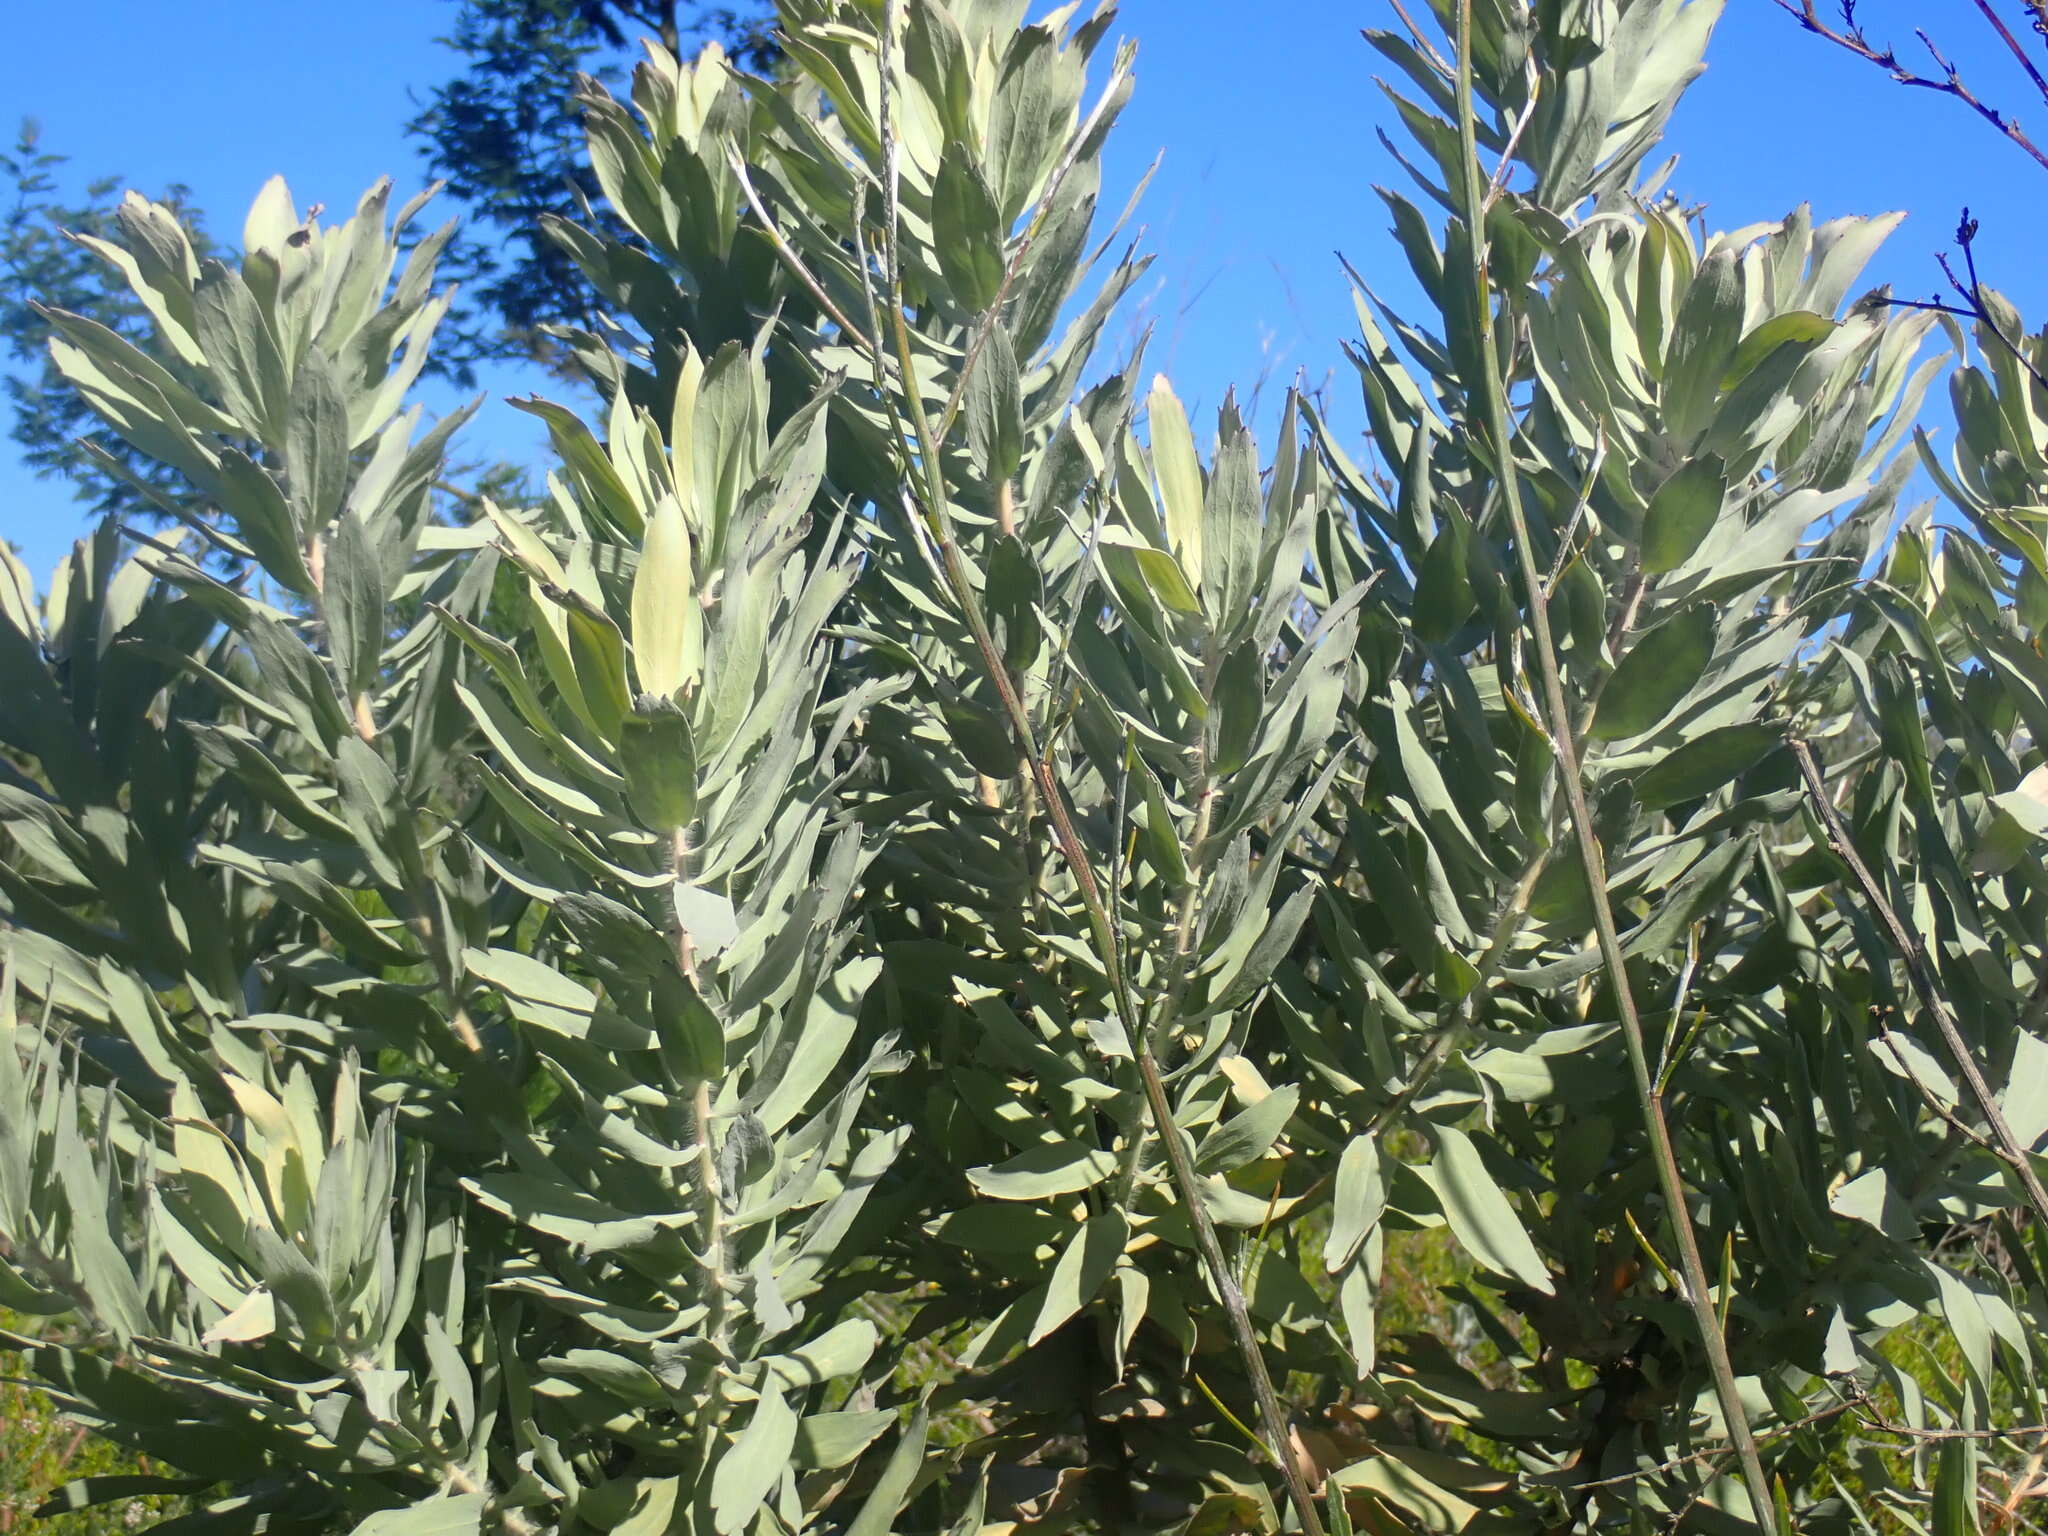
<box><xmin>1772</xmin><ymin>0</ymin><xmax>2048</xmax><ymax>173</ymax></box>
<box><xmin>726</xmin><ymin>149</ymin><xmax>864</xmax><ymax>339</ymax></box>
<box><xmin>1451</xmin><ymin>4</ymin><xmax>1777</xmax><ymax>1527</ymax></box>
<box><xmin>1970</xmin><ymin>0</ymin><xmax>2048</xmax><ymax>108</ymax></box>
<box><xmin>1874</xmin><ymin>208</ymin><xmax>2048</xmax><ymax>397</ymax></box>
<box><xmin>1569</xmin><ymin>1393</ymin><xmax>1866</xmax><ymax>1493</ymax></box>
<box><xmin>1791</xmin><ymin>738</ymin><xmax>2048</xmax><ymax>1232</ymax></box>
<box><xmin>1860</xmin><ymin>1408</ymin><xmax>2048</xmax><ymax>1443</ymax></box>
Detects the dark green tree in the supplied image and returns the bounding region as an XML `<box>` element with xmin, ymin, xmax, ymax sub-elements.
<box><xmin>406</xmin><ymin>0</ymin><xmax>775</xmax><ymax>380</ymax></box>
<box><xmin>1</xmin><ymin>120</ymin><xmax>214</xmax><ymax>521</ymax></box>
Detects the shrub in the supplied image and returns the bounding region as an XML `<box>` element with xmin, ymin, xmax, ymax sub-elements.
<box><xmin>3</xmin><ymin>2</ymin><xmax>2046</xmax><ymax>1533</ymax></box>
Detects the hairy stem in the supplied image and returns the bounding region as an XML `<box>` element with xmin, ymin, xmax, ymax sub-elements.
<box><xmin>669</xmin><ymin>826</ymin><xmax>727</xmax><ymax>1346</ymax></box>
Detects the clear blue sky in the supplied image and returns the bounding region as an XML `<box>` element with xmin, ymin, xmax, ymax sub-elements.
<box><xmin>4</xmin><ymin>1</ymin><xmax>2042</xmax><ymax>575</ymax></box>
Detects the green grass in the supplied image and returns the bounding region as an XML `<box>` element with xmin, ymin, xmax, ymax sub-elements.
<box><xmin>0</xmin><ymin>1313</ymin><xmax>191</xmax><ymax>1535</ymax></box>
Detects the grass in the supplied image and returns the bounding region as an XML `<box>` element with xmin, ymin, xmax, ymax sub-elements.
<box><xmin>0</xmin><ymin>1312</ymin><xmax>191</xmax><ymax>1535</ymax></box>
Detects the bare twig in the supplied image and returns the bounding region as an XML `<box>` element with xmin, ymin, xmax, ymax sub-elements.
<box><xmin>1875</xmin><ymin>209</ymin><xmax>2048</xmax><ymax>397</ymax></box>
<box><xmin>1772</xmin><ymin>0</ymin><xmax>2048</xmax><ymax>173</ymax></box>
<box><xmin>727</xmin><ymin>149</ymin><xmax>865</xmax><ymax>339</ymax></box>
<box><xmin>1860</xmin><ymin>1408</ymin><xmax>2048</xmax><ymax>1443</ymax></box>
<box><xmin>1568</xmin><ymin>1392</ymin><xmax>1866</xmax><ymax>1493</ymax></box>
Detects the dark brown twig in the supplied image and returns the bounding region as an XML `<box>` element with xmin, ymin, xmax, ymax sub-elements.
<box><xmin>1772</xmin><ymin>0</ymin><xmax>2048</xmax><ymax>173</ymax></box>
<box><xmin>1876</xmin><ymin>209</ymin><xmax>2048</xmax><ymax>398</ymax></box>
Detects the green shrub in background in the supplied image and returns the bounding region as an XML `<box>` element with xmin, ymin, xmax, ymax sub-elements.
<box><xmin>3</xmin><ymin>2</ymin><xmax>2048</xmax><ymax>1533</ymax></box>
<box><xmin>0</xmin><ymin>1310</ymin><xmax>191</xmax><ymax>1533</ymax></box>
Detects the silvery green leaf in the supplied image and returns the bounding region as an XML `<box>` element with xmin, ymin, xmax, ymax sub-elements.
<box><xmin>795</xmin><ymin>1410</ymin><xmax>895</xmax><ymax>1470</ymax></box>
<box><xmin>1203</xmin><ymin>402</ymin><xmax>1260</xmax><ymax>630</ymax></box>
<box><xmin>716</xmin><ymin>1109</ymin><xmax>772</xmax><ymax>1202</ymax></box>
<box><xmin>1661</xmin><ymin>249</ymin><xmax>1743</xmax><ymax>444</ymax></box>
<box><xmin>1195</xmin><ymin>1084</ymin><xmax>1298</xmax><ymax>1175</ymax></box>
<box><xmin>1211</xmin><ymin>641</ymin><xmax>1265</xmax><ymax>777</ymax></box>
<box><xmin>1876</xmin><ymin>1030</ymin><xmax>1958</xmax><ymax>1109</ymax></box>
<box><xmin>673</xmin><ymin>882</ymin><xmax>740</xmax><ymax>959</ymax></box>
<box><xmin>200</xmin><ymin>1287</ymin><xmax>276</xmax><ymax>1345</ymax></box>
<box><xmin>1829</xmin><ymin>1168</ymin><xmax>1914</xmax><ymax>1242</ymax></box>
<box><xmin>1590</xmin><ymin>605</ymin><xmax>1716</xmax><ymax>741</ymax></box>
<box><xmin>986</xmin><ymin>532</ymin><xmax>1042</xmax><ymax>671</ymax></box>
<box><xmin>1631</xmin><ymin>722</ymin><xmax>1778</xmax><ymax>810</ymax></box>
<box><xmin>1640</xmin><ymin>454</ymin><xmax>1728</xmax><ymax>575</ymax></box>
<box><xmin>845</xmin><ymin>1402</ymin><xmax>930</xmax><ymax>1536</ymax></box>
<box><xmin>1426</xmin><ymin>1126</ymin><xmax>1554</xmax><ymax>1295</ymax></box>
<box><xmin>966</xmin><ymin>326</ymin><xmax>1024</xmax><ymax>485</ymax></box>
<box><xmin>622</xmin><ymin>696</ymin><xmax>699</xmax><ymax>833</ymax></box>
<box><xmin>967</xmin><ymin>1140</ymin><xmax>1118</xmax><ymax>1199</ymax></box>
<box><xmin>192</xmin><ymin>260</ymin><xmax>290</xmax><ymax>446</ymax></box>
<box><xmin>631</xmin><ymin>497</ymin><xmax>702</xmax><ymax>700</ymax></box>
<box><xmin>1097</xmin><ymin>525</ymin><xmax>1200</xmax><ymax>618</ymax></box>
<box><xmin>1029</xmin><ymin>1211</ymin><xmax>1128</xmax><ymax>1344</ymax></box>
<box><xmin>1148</xmin><ymin>375</ymin><xmax>1205</xmax><ymax>588</ymax></box>
<box><xmin>543</xmin><ymin>1348</ymin><xmax>666</xmax><ymax>1405</ymax></box>
<box><xmin>2003</xmin><ymin>1031</ymin><xmax>2048</xmax><ymax>1152</ymax></box>
<box><xmin>766</xmin><ymin>1318</ymin><xmax>878</xmax><ymax>1387</ymax></box>
<box><xmin>286</xmin><ymin>348</ymin><xmax>349</xmax><ymax>533</ymax></box>
<box><xmin>1324</xmin><ymin>1134</ymin><xmax>1386</xmax><ymax>1273</ymax></box>
<box><xmin>462</xmin><ymin>947</ymin><xmax>607</xmax><ymax>1042</ymax></box>
<box><xmin>325</xmin><ymin>510</ymin><xmax>387</xmax><ymax>703</ymax></box>
<box><xmin>932</xmin><ymin>151</ymin><xmax>1006</xmax><ymax>314</ymax></box>
<box><xmin>213</xmin><ymin>450</ymin><xmax>315</xmax><ymax>596</ymax></box>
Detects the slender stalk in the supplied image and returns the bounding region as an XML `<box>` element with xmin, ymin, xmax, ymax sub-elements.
<box><xmin>1144</xmin><ymin>657</ymin><xmax>1221</xmax><ymax>1056</ymax></box>
<box><xmin>1112</xmin><ymin>679</ymin><xmax>1217</xmax><ymax>1208</ymax></box>
<box><xmin>669</xmin><ymin>825</ymin><xmax>728</xmax><ymax>1347</ymax></box>
<box><xmin>1137</xmin><ymin>1048</ymin><xmax>1324</xmax><ymax>1534</ymax></box>
<box><xmin>1791</xmin><ymin>739</ymin><xmax>2048</xmax><ymax>1229</ymax></box>
<box><xmin>863</xmin><ymin>12</ymin><xmax>1320</xmax><ymax>1524</ymax></box>
<box><xmin>1447</xmin><ymin>4</ymin><xmax>1775</xmax><ymax>1527</ymax></box>
<box><xmin>881</xmin><ymin>191</ymin><xmax>1331</xmax><ymax>1536</ymax></box>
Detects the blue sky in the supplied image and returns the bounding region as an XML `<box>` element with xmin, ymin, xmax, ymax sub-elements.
<box><xmin>4</xmin><ymin>0</ymin><xmax>2044</xmax><ymax>575</ymax></box>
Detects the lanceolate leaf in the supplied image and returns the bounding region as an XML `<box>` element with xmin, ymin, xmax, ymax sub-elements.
<box><xmin>1591</xmin><ymin>605</ymin><xmax>1716</xmax><ymax>741</ymax></box>
<box><xmin>1149</xmin><ymin>375</ymin><xmax>1206</xmax><ymax>588</ymax></box>
<box><xmin>1641</xmin><ymin>454</ymin><xmax>1728</xmax><ymax>575</ymax></box>
<box><xmin>933</xmin><ymin>151</ymin><xmax>1006</xmax><ymax>313</ymax></box>
<box><xmin>1428</xmin><ymin>1127</ymin><xmax>1554</xmax><ymax>1295</ymax></box>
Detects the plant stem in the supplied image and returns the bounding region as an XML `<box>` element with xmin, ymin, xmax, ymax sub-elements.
<box><xmin>1791</xmin><ymin>739</ymin><xmax>2048</xmax><ymax>1229</ymax></box>
<box><xmin>1448</xmin><ymin>3</ymin><xmax>1775</xmax><ymax>1527</ymax></box>
<box><xmin>882</xmin><ymin>278</ymin><xmax>1326</xmax><ymax>1536</ymax></box>
<box><xmin>1137</xmin><ymin>1048</ymin><xmax>1324</xmax><ymax>1534</ymax></box>
<box><xmin>864</xmin><ymin>14</ymin><xmax>1320</xmax><ymax>1518</ymax></box>
<box><xmin>669</xmin><ymin>826</ymin><xmax>728</xmax><ymax>1345</ymax></box>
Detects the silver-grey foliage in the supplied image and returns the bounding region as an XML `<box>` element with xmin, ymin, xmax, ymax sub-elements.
<box><xmin>2</xmin><ymin>1</ymin><xmax>2046</xmax><ymax>1533</ymax></box>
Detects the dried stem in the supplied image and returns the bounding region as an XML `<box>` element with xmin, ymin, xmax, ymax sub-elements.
<box><xmin>1773</xmin><ymin>0</ymin><xmax>2048</xmax><ymax>173</ymax></box>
